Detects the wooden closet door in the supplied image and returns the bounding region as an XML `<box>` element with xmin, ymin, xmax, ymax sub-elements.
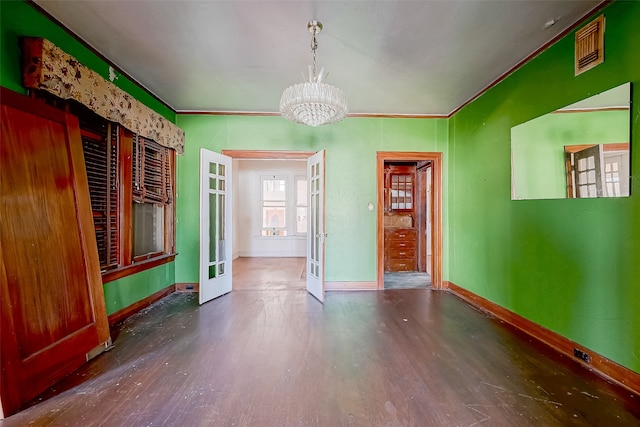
<box><xmin>0</xmin><ymin>88</ymin><xmax>110</xmax><ymax>418</ymax></box>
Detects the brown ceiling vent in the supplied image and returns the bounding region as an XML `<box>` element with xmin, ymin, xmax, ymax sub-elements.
<box><xmin>575</xmin><ymin>14</ymin><xmax>605</xmax><ymax>76</ymax></box>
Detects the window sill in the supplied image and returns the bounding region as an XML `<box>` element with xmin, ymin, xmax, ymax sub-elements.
<box><xmin>102</xmin><ymin>253</ymin><xmax>177</xmax><ymax>284</ymax></box>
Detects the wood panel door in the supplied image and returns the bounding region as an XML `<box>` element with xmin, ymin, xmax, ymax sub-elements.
<box><xmin>0</xmin><ymin>88</ymin><xmax>110</xmax><ymax>418</ymax></box>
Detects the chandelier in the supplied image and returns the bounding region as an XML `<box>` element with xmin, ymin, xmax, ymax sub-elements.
<box><xmin>280</xmin><ymin>20</ymin><xmax>348</xmax><ymax>127</ymax></box>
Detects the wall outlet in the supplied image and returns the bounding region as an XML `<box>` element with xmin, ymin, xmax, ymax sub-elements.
<box><xmin>574</xmin><ymin>348</ymin><xmax>591</xmax><ymax>363</ymax></box>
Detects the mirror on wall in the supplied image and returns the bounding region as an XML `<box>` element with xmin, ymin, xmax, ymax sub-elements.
<box><xmin>511</xmin><ymin>82</ymin><xmax>631</xmax><ymax>200</ymax></box>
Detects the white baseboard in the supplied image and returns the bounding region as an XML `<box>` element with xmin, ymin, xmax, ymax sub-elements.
<box><xmin>237</xmin><ymin>251</ymin><xmax>305</xmax><ymax>257</ymax></box>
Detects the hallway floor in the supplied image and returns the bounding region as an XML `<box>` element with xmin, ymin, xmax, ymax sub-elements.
<box><xmin>233</xmin><ymin>257</ymin><xmax>305</xmax><ymax>291</ymax></box>
<box><xmin>384</xmin><ymin>272</ymin><xmax>432</xmax><ymax>289</ymax></box>
<box><xmin>3</xmin><ymin>259</ymin><xmax>638</xmax><ymax>426</ymax></box>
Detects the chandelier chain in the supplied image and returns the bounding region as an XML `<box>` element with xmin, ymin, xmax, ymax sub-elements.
<box><xmin>311</xmin><ymin>30</ymin><xmax>318</xmax><ymax>82</ymax></box>
<box><xmin>311</xmin><ymin>26</ymin><xmax>318</xmax><ymax>83</ymax></box>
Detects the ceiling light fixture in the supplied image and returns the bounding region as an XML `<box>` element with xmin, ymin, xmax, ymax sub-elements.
<box><xmin>280</xmin><ymin>20</ymin><xmax>348</xmax><ymax>127</ymax></box>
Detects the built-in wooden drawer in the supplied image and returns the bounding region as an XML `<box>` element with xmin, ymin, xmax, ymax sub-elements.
<box><xmin>389</xmin><ymin>247</ymin><xmax>416</xmax><ymax>260</ymax></box>
<box><xmin>388</xmin><ymin>239</ymin><xmax>416</xmax><ymax>251</ymax></box>
<box><xmin>385</xmin><ymin>228</ymin><xmax>417</xmax><ymax>241</ymax></box>
<box><xmin>384</xmin><ymin>227</ymin><xmax>417</xmax><ymax>272</ymax></box>
<box><xmin>387</xmin><ymin>258</ymin><xmax>415</xmax><ymax>272</ymax></box>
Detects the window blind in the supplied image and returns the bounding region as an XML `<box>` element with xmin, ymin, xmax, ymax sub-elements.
<box><xmin>133</xmin><ymin>135</ymin><xmax>172</xmax><ymax>205</ymax></box>
<box><xmin>79</xmin><ymin>116</ymin><xmax>120</xmax><ymax>270</ymax></box>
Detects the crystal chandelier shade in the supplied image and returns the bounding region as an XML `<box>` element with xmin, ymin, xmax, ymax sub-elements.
<box><xmin>280</xmin><ymin>21</ymin><xmax>348</xmax><ymax>127</ymax></box>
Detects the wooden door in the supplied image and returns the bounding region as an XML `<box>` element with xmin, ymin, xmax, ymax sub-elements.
<box><xmin>306</xmin><ymin>150</ymin><xmax>325</xmax><ymax>302</ymax></box>
<box><xmin>416</xmin><ymin>162</ymin><xmax>433</xmax><ymax>274</ymax></box>
<box><xmin>199</xmin><ymin>148</ymin><xmax>232</xmax><ymax>304</ymax></box>
<box><xmin>0</xmin><ymin>88</ymin><xmax>110</xmax><ymax>417</ymax></box>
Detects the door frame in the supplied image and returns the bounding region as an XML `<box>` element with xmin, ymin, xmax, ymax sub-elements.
<box><xmin>221</xmin><ymin>149</ymin><xmax>319</xmax><ymax>282</ymax></box>
<box><xmin>221</xmin><ymin>150</ymin><xmax>315</xmax><ymax>160</ymax></box>
<box><xmin>376</xmin><ymin>152</ymin><xmax>443</xmax><ymax>290</ymax></box>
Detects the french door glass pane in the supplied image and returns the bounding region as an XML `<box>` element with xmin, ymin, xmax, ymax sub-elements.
<box><xmin>219</xmin><ymin>193</ymin><xmax>226</xmax><ymax>262</ymax></box>
<box><xmin>209</xmin><ymin>191</ymin><xmax>217</xmax><ymax>264</ymax></box>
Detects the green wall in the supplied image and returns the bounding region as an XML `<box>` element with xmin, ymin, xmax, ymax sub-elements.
<box><xmin>175</xmin><ymin>115</ymin><xmax>449</xmax><ymax>283</ymax></box>
<box><xmin>449</xmin><ymin>1</ymin><xmax>639</xmax><ymax>373</ymax></box>
<box><xmin>511</xmin><ymin>109</ymin><xmax>630</xmax><ymax>199</ymax></box>
<box><xmin>103</xmin><ymin>263</ymin><xmax>175</xmax><ymax>315</ymax></box>
<box><xmin>1</xmin><ymin>1</ymin><xmax>176</xmax><ymax>315</ymax></box>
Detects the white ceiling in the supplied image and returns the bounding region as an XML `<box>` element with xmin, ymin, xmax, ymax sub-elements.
<box><xmin>34</xmin><ymin>0</ymin><xmax>602</xmax><ymax>116</ymax></box>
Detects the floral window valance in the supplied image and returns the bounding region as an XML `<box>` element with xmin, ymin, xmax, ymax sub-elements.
<box><xmin>21</xmin><ymin>37</ymin><xmax>184</xmax><ymax>154</ymax></box>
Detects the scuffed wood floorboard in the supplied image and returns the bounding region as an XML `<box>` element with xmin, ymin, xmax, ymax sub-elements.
<box><xmin>2</xmin><ymin>260</ymin><xmax>638</xmax><ymax>426</ymax></box>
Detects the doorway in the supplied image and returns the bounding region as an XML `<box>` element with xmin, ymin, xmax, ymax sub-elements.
<box><xmin>232</xmin><ymin>157</ymin><xmax>307</xmax><ymax>292</ymax></box>
<box><xmin>218</xmin><ymin>150</ymin><xmax>325</xmax><ymax>301</ymax></box>
<box><xmin>376</xmin><ymin>152</ymin><xmax>442</xmax><ymax>290</ymax></box>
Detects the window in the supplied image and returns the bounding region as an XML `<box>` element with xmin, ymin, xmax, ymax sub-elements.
<box><xmin>295</xmin><ymin>176</ymin><xmax>307</xmax><ymax>234</ymax></box>
<box><xmin>261</xmin><ymin>177</ymin><xmax>287</xmax><ymax>236</ymax></box>
<box><xmin>132</xmin><ymin>135</ymin><xmax>174</xmax><ymax>260</ymax></box>
<box><xmin>258</xmin><ymin>175</ymin><xmax>308</xmax><ymax>237</ymax></box>
<box><xmin>391</xmin><ymin>174</ymin><xmax>413</xmax><ymax>210</ymax></box>
<box><xmin>133</xmin><ymin>202</ymin><xmax>165</xmax><ymax>257</ymax></box>
<box><xmin>36</xmin><ymin>93</ymin><xmax>176</xmax><ymax>281</ymax></box>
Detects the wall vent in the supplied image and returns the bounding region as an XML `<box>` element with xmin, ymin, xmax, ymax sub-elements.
<box><xmin>575</xmin><ymin>14</ymin><xmax>605</xmax><ymax>76</ymax></box>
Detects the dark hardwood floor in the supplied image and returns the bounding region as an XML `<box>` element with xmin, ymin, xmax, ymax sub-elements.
<box><xmin>2</xmin><ymin>260</ymin><xmax>638</xmax><ymax>426</ymax></box>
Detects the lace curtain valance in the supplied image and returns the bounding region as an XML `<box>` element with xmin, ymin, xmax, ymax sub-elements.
<box><xmin>21</xmin><ymin>37</ymin><xmax>184</xmax><ymax>154</ymax></box>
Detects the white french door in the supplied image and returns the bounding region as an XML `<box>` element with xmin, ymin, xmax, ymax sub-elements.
<box><xmin>306</xmin><ymin>150</ymin><xmax>325</xmax><ymax>302</ymax></box>
<box><xmin>199</xmin><ymin>148</ymin><xmax>232</xmax><ymax>304</ymax></box>
<box><xmin>574</xmin><ymin>144</ymin><xmax>605</xmax><ymax>198</ymax></box>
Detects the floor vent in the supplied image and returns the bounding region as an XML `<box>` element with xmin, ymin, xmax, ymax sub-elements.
<box><xmin>575</xmin><ymin>14</ymin><xmax>605</xmax><ymax>76</ymax></box>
